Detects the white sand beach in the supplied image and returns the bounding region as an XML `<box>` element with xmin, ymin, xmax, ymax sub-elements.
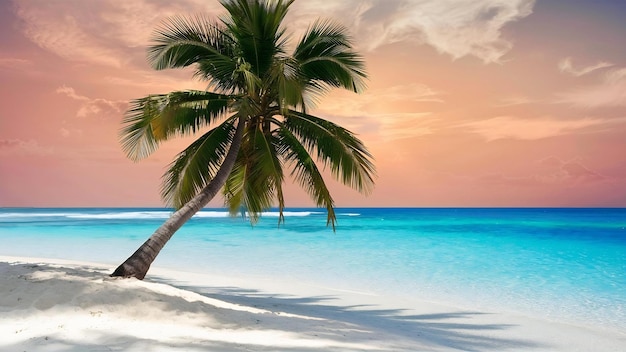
<box><xmin>1</xmin><ymin>256</ymin><xmax>624</xmax><ymax>351</ymax></box>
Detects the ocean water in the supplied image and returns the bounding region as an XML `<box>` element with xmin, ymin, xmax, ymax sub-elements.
<box><xmin>1</xmin><ymin>207</ymin><xmax>625</xmax><ymax>331</ymax></box>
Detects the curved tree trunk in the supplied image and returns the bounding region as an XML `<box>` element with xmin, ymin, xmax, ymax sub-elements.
<box><xmin>111</xmin><ymin>117</ymin><xmax>245</xmax><ymax>279</ymax></box>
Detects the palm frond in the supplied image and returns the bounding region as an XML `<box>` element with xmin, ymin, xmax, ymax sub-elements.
<box><xmin>284</xmin><ymin>111</ymin><xmax>376</xmax><ymax>195</ymax></box>
<box><xmin>149</xmin><ymin>15</ymin><xmax>238</xmax><ymax>91</ymax></box>
<box><xmin>120</xmin><ymin>91</ymin><xmax>233</xmax><ymax>161</ymax></box>
<box><xmin>222</xmin><ymin>154</ymin><xmax>247</xmax><ymax>217</ymax></box>
<box><xmin>252</xmin><ymin>126</ymin><xmax>285</xmax><ymax>223</ymax></box>
<box><xmin>276</xmin><ymin>127</ymin><xmax>337</xmax><ymax>229</ymax></box>
<box><xmin>294</xmin><ymin>19</ymin><xmax>367</xmax><ymax>93</ymax></box>
<box><xmin>267</xmin><ymin>57</ymin><xmax>306</xmax><ymax>113</ymax></box>
<box><xmin>220</xmin><ymin>0</ymin><xmax>294</xmax><ymax>78</ymax></box>
<box><xmin>223</xmin><ymin>125</ymin><xmax>284</xmax><ymax>223</ymax></box>
<box><xmin>161</xmin><ymin>116</ymin><xmax>238</xmax><ymax>208</ymax></box>
<box><xmin>236</xmin><ymin>60</ymin><xmax>263</xmax><ymax>98</ymax></box>
<box><xmin>149</xmin><ymin>14</ymin><xmax>232</xmax><ymax>69</ymax></box>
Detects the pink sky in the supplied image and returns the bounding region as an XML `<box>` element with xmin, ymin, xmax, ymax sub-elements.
<box><xmin>1</xmin><ymin>0</ymin><xmax>625</xmax><ymax>207</ymax></box>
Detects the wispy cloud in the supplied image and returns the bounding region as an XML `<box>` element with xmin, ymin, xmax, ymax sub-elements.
<box><xmin>15</xmin><ymin>3</ymin><xmax>125</xmax><ymax>67</ymax></box>
<box><xmin>370</xmin><ymin>112</ymin><xmax>438</xmax><ymax>140</ymax></box>
<box><xmin>315</xmin><ymin>109</ymin><xmax>437</xmax><ymax>141</ymax></box>
<box><xmin>378</xmin><ymin>83</ymin><xmax>445</xmax><ymax>103</ymax></box>
<box><xmin>538</xmin><ymin>157</ymin><xmax>606</xmax><ymax>182</ymax></box>
<box><xmin>290</xmin><ymin>0</ymin><xmax>536</xmax><ymax>63</ymax></box>
<box><xmin>560</xmin><ymin>161</ymin><xmax>605</xmax><ymax>181</ymax></box>
<box><xmin>0</xmin><ymin>139</ymin><xmax>53</xmax><ymax>156</ymax></box>
<box><xmin>477</xmin><ymin>157</ymin><xmax>606</xmax><ymax>188</ymax></box>
<box><xmin>0</xmin><ymin>57</ymin><xmax>32</xmax><ymax>70</ymax></box>
<box><xmin>12</xmin><ymin>0</ymin><xmax>220</xmax><ymax>68</ymax></box>
<box><xmin>476</xmin><ymin>173</ymin><xmax>544</xmax><ymax>187</ymax></box>
<box><xmin>459</xmin><ymin>116</ymin><xmax>619</xmax><ymax>141</ymax></box>
<box><xmin>103</xmin><ymin>69</ymin><xmax>207</xmax><ymax>92</ymax></box>
<box><xmin>56</xmin><ymin>85</ymin><xmax>127</xmax><ymax>119</ymax></box>
<box><xmin>556</xmin><ymin>68</ymin><xmax>626</xmax><ymax>107</ymax></box>
<box><xmin>493</xmin><ymin>95</ymin><xmax>537</xmax><ymax>107</ymax></box>
<box><xmin>13</xmin><ymin>0</ymin><xmax>535</xmax><ymax>67</ymax></box>
<box><xmin>318</xmin><ymin>83</ymin><xmax>444</xmax><ymax>114</ymax></box>
<box><xmin>558</xmin><ymin>57</ymin><xmax>613</xmax><ymax>77</ymax></box>
<box><xmin>313</xmin><ymin>83</ymin><xmax>442</xmax><ymax>140</ymax></box>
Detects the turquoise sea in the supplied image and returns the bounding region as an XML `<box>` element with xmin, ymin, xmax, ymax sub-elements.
<box><xmin>1</xmin><ymin>207</ymin><xmax>625</xmax><ymax>332</ymax></box>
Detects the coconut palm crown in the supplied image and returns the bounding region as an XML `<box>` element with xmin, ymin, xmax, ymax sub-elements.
<box><xmin>112</xmin><ymin>0</ymin><xmax>375</xmax><ymax>279</ymax></box>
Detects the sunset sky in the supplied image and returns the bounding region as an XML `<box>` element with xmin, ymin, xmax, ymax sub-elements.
<box><xmin>1</xmin><ymin>0</ymin><xmax>625</xmax><ymax>208</ymax></box>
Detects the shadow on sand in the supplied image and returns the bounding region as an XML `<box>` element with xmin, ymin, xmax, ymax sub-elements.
<box><xmin>0</xmin><ymin>262</ymin><xmax>544</xmax><ymax>351</ymax></box>
<box><xmin>154</xmin><ymin>275</ymin><xmax>542</xmax><ymax>351</ymax></box>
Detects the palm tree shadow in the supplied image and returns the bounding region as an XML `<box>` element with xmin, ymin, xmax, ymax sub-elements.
<box><xmin>0</xmin><ymin>262</ymin><xmax>546</xmax><ymax>351</ymax></box>
<box><xmin>155</xmin><ymin>276</ymin><xmax>545</xmax><ymax>352</ymax></box>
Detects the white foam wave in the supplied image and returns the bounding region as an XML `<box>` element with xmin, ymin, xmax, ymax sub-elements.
<box><xmin>0</xmin><ymin>210</ymin><xmax>320</xmax><ymax>220</ymax></box>
<box><xmin>0</xmin><ymin>213</ymin><xmax>70</xmax><ymax>218</ymax></box>
<box><xmin>259</xmin><ymin>211</ymin><xmax>320</xmax><ymax>217</ymax></box>
<box><xmin>189</xmin><ymin>211</ymin><xmax>231</xmax><ymax>218</ymax></box>
<box><xmin>68</xmin><ymin>211</ymin><xmax>174</xmax><ymax>219</ymax></box>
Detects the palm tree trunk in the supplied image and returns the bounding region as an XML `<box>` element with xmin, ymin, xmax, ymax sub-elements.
<box><xmin>111</xmin><ymin>117</ymin><xmax>245</xmax><ymax>279</ymax></box>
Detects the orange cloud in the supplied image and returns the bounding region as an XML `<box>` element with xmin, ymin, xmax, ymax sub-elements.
<box><xmin>312</xmin><ymin>83</ymin><xmax>442</xmax><ymax>140</ymax></box>
<box><xmin>558</xmin><ymin>57</ymin><xmax>613</xmax><ymax>77</ymax></box>
<box><xmin>13</xmin><ymin>0</ymin><xmax>222</xmax><ymax>69</ymax></box>
<box><xmin>556</xmin><ymin>68</ymin><xmax>626</xmax><ymax>107</ymax></box>
<box><xmin>0</xmin><ymin>57</ymin><xmax>32</xmax><ymax>70</ymax></box>
<box><xmin>0</xmin><ymin>139</ymin><xmax>53</xmax><ymax>156</ymax></box>
<box><xmin>288</xmin><ymin>0</ymin><xmax>536</xmax><ymax>63</ymax></box>
<box><xmin>16</xmin><ymin>3</ymin><xmax>124</xmax><ymax>67</ymax></box>
<box><xmin>458</xmin><ymin>116</ymin><xmax>621</xmax><ymax>141</ymax></box>
<box><xmin>537</xmin><ymin>157</ymin><xmax>608</xmax><ymax>186</ymax></box>
<box><xmin>56</xmin><ymin>86</ymin><xmax>127</xmax><ymax>119</ymax></box>
<box><xmin>493</xmin><ymin>95</ymin><xmax>537</xmax><ymax>107</ymax></box>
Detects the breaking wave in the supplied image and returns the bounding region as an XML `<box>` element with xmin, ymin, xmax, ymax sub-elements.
<box><xmin>0</xmin><ymin>209</ymin><xmax>322</xmax><ymax>221</ymax></box>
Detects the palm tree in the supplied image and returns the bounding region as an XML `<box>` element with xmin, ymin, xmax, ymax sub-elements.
<box><xmin>111</xmin><ymin>0</ymin><xmax>375</xmax><ymax>279</ymax></box>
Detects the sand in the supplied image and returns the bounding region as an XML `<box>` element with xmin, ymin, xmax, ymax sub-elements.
<box><xmin>1</xmin><ymin>256</ymin><xmax>624</xmax><ymax>351</ymax></box>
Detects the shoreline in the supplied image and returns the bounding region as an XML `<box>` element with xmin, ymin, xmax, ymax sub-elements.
<box><xmin>1</xmin><ymin>256</ymin><xmax>624</xmax><ymax>351</ymax></box>
<box><xmin>2</xmin><ymin>207</ymin><xmax>624</xmax><ymax>335</ymax></box>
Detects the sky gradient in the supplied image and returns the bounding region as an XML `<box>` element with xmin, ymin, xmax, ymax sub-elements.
<box><xmin>1</xmin><ymin>0</ymin><xmax>625</xmax><ymax>207</ymax></box>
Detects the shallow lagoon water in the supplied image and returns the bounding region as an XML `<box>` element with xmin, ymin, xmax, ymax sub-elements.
<box><xmin>1</xmin><ymin>207</ymin><xmax>624</xmax><ymax>331</ymax></box>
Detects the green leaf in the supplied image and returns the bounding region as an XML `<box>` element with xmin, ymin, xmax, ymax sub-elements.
<box><xmin>223</xmin><ymin>123</ymin><xmax>284</xmax><ymax>223</ymax></box>
<box><xmin>220</xmin><ymin>0</ymin><xmax>294</xmax><ymax>78</ymax></box>
<box><xmin>284</xmin><ymin>111</ymin><xmax>376</xmax><ymax>195</ymax></box>
<box><xmin>120</xmin><ymin>91</ymin><xmax>234</xmax><ymax>161</ymax></box>
<box><xmin>294</xmin><ymin>19</ymin><xmax>367</xmax><ymax>93</ymax></box>
<box><xmin>276</xmin><ymin>127</ymin><xmax>337</xmax><ymax>229</ymax></box>
<box><xmin>161</xmin><ymin>116</ymin><xmax>238</xmax><ymax>208</ymax></box>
